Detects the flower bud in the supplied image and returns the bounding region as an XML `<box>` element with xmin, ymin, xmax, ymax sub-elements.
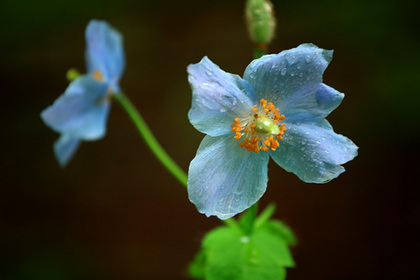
<box><xmin>245</xmin><ymin>0</ymin><xmax>276</xmax><ymax>45</ymax></box>
<box><xmin>66</xmin><ymin>68</ymin><xmax>81</xmax><ymax>82</ymax></box>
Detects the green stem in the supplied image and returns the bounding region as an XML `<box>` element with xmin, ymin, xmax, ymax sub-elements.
<box><xmin>113</xmin><ymin>92</ymin><xmax>188</xmax><ymax>187</ymax></box>
<box><xmin>113</xmin><ymin>92</ymin><xmax>236</xmax><ymax>227</ymax></box>
<box><xmin>241</xmin><ymin>202</ymin><xmax>259</xmax><ymax>234</ymax></box>
<box><xmin>254</xmin><ymin>43</ymin><xmax>268</xmax><ymax>59</ymax></box>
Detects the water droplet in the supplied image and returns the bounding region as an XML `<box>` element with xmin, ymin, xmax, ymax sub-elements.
<box><xmin>240</xmin><ymin>236</ymin><xmax>250</xmax><ymax>243</ymax></box>
<box><xmin>297</xmin><ymin>65</ymin><xmax>301</xmax><ymax>70</ymax></box>
<box><xmin>305</xmin><ymin>54</ymin><xmax>313</xmax><ymax>63</ymax></box>
<box><xmin>247</xmin><ymin>249</ymin><xmax>261</xmax><ymax>265</ymax></box>
<box><xmin>286</xmin><ymin>54</ymin><xmax>297</xmax><ymax>65</ymax></box>
<box><xmin>220</xmin><ymin>106</ymin><xmax>227</xmax><ymax>112</ymax></box>
<box><xmin>290</xmin><ymin>73</ymin><xmax>295</xmax><ymax>77</ymax></box>
<box><xmin>280</xmin><ymin>68</ymin><xmax>287</xmax><ymax>76</ymax></box>
<box><xmin>232</xmin><ymin>98</ymin><xmax>237</xmax><ymax>106</ymax></box>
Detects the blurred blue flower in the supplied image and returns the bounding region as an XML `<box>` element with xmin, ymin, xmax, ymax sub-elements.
<box><xmin>41</xmin><ymin>20</ymin><xmax>125</xmax><ymax>166</ymax></box>
<box><xmin>187</xmin><ymin>44</ymin><xmax>358</xmax><ymax>219</ymax></box>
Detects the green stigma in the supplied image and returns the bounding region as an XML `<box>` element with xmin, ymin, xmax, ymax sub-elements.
<box><xmin>255</xmin><ymin>116</ymin><xmax>280</xmax><ymax>135</ymax></box>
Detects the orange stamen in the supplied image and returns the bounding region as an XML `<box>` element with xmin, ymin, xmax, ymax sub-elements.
<box><xmin>93</xmin><ymin>69</ymin><xmax>104</xmax><ymax>81</ymax></box>
<box><xmin>232</xmin><ymin>98</ymin><xmax>286</xmax><ymax>153</ymax></box>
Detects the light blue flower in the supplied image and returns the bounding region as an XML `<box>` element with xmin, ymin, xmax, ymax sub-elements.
<box><xmin>187</xmin><ymin>44</ymin><xmax>358</xmax><ymax>220</ymax></box>
<box><xmin>41</xmin><ymin>20</ymin><xmax>125</xmax><ymax>166</ymax></box>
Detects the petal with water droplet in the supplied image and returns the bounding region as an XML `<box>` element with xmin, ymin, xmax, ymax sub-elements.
<box><xmin>270</xmin><ymin>120</ymin><xmax>358</xmax><ymax>183</ymax></box>
<box><xmin>188</xmin><ymin>135</ymin><xmax>269</xmax><ymax>219</ymax></box>
<box><xmin>243</xmin><ymin>44</ymin><xmax>333</xmax><ymax>109</ymax></box>
<box><xmin>281</xmin><ymin>83</ymin><xmax>344</xmax><ymax>123</ymax></box>
<box><xmin>188</xmin><ymin>57</ymin><xmax>257</xmax><ymax>136</ymax></box>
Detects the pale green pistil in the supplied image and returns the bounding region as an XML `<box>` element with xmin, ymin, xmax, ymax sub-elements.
<box><xmin>255</xmin><ymin>116</ymin><xmax>280</xmax><ymax>135</ymax></box>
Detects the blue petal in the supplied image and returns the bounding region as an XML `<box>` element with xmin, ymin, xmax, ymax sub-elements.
<box><xmin>54</xmin><ymin>135</ymin><xmax>81</xmax><ymax>167</ymax></box>
<box><xmin>40</xmin><ymin>76</ymin><xmax>110</xmax><ymax>140</ymax></box>
<box><xmin>188</xmin><ymin>56</ymin><xmax>257</xmax><ymax>136</ymax></box>
<box><xmin>281</xmin><ymin>83</ymin><xmax>344</xmax><ymax>123</ymax></box>
<box><xmin>85</xmin><ymin>20</ymin><xmax>125</xmax><ymax>90</ymax></box>
<box><xmin>270</xmin><ymin>120</ymin><xmax>358</xmax><ymax>183</ymax></box>
<box><xmin>243</xmin><ymin>44</ymin><xmax>334</xmax><ymax>121</ymax></box>
<box><xmin>188</xmin><ymin>135</ymin><xmax>269</xmax><ymax>219</ymax></box>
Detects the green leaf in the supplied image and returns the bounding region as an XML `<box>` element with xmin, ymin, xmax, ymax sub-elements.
<box><xmin>254</xmin><ymin>203</ymin><xmax>276</xmax><ymax>229</ymax></box>
<box><xmin>263</xmin><ymin>220</ymin><xmax>297</xmax><ymax>246</ymax></box>
<box><xmin>197</xmin><ymin>224</ymin><xmax>294</xmax><ymax>280</ymax></box>
<box><xmin>189</xmin><ymin>249</ymin><xmax>206</xmax><ymax>279</ymax></box>
<box><xmin>239</xmin><ymin>203</ymin><xmax>258</xmax><ymax>234</ymax></box>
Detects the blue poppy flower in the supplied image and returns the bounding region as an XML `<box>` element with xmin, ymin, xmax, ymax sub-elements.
<box><xmin>41</xmin><ymin>20</ymin><xmax>125</xmax><ymax>166</ymax></box>
<box><xmin>187</xmin><ymin>44</ymin><xmax>358</xmax><ymax>220</ymax></box>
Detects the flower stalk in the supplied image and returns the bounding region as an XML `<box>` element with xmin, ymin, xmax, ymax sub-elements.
<box><xmin>113</xmin><ymin>92</ymin><xmax>188</xmax><ymax>187</ymax></box>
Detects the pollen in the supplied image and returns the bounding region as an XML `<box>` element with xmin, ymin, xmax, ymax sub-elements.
<box><xmin>231</xmin><ymin>98</ymin><xmax>286</xmax><ymax>153</ymax></box>
<box><xmin>93</xmin><ymin>69</ymin><xmax>104</xmax><ymax>81</ymax></box>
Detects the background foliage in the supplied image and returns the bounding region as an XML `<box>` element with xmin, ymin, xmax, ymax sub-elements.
<box><xmin>1</xmin><ymin>0</ymin><xmax>419</xmax><ymax>279</ymax></box>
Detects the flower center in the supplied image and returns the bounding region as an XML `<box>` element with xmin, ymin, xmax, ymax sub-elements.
<box><xmin>231</xmin><ymin>99</ymin><xmax>286</xmax><ymax>153</ymax></box>
<box><xmin>93</xmin><ymin>69</ymin><xmax>104</xmax><ymax>81</ymax></box>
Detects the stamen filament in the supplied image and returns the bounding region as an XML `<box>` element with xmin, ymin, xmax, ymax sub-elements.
<box><xmin>231</xmin><ymin>98</ymin><xmax>286</xmax><ymax>153</ymax></box>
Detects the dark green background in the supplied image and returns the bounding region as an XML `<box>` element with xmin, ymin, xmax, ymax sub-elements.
<box><xmin>1</xmin><ymin>0</ymin><xmax>419</xmax><ymax>279</ymax></box>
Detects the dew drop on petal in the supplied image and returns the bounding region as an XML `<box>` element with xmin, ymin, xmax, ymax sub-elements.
<box><xmin>280</xmin><ymin>68</ymin><xmax>287</xmax><ymax>76</ymax></box>
<box><xmin>286</xmin><ymin>54</ymin><xmax>297</xmax><ymax>65</ymax></box>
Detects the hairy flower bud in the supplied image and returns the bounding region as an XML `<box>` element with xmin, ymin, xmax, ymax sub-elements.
<box><xmin>245</xmin><ymin>0</ymin><xmax>276</xmax><ymax>45</ymax></box>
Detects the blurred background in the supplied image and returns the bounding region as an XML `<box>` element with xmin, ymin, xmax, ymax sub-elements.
<box><xmin>1</xmin><ymin>0</ymin><xmax>419</xmax><ymax>279</ymax></box>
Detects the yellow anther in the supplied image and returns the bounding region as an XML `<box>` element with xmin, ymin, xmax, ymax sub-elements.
<box><xmin>260</xmin><ymin>99</ymin><xmax>267</xmax><ymax>107</ymax></box>
<box><xmin>93</xmin><ymin>69</ymin><xmax>104</xmax><ymax>81</ymax></box>
<box><xmin>235</xmin><ymin>131</ymin><xmax>242</xmax><ymax>140</ymax></box>
<box><xmin>232</xmin><ymin>98</ymin><xmax>286</xmax><ymax>153</ymax></box>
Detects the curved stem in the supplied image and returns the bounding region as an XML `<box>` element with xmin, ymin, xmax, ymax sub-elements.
<box><xmin>113</xmin><ymin>92</ymin><xmax>188</xmax><ymax>187</ymax></box>
<box><xmin>114</xmin><ymin>92</ymin><xmax>236</xmax><ymax>226</ymax></box>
